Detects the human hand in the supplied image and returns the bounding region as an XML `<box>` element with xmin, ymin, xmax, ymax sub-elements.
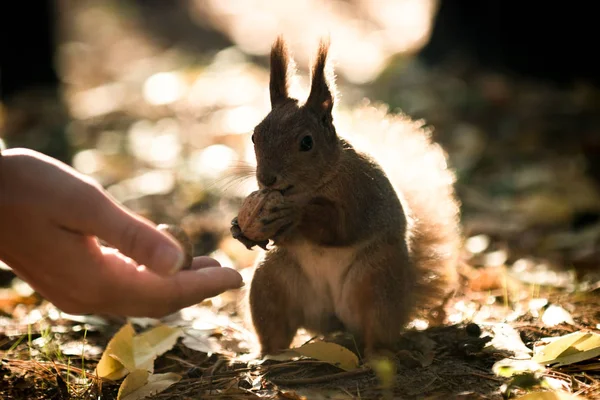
<box><xmin>0</xmin><ymin>148</ymin><xmax>244</xmax><ymax>318</ymax></box>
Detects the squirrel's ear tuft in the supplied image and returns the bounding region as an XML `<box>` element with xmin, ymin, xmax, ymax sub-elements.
<box><xmin>270</xmin><ymin>36</ymin><xmax>295</xmax><ymax>108</ymax></box>
<box><xmin>305</xmin><ymin>37</ymin><xmax>335</xmax><ymax>116</ymax></box>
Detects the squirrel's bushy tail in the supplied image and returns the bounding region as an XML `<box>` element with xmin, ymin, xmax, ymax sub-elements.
<box><xmin>338</xmin><ymin>102</ymin><xmax>462</xmax><ymax>322</ymax></box>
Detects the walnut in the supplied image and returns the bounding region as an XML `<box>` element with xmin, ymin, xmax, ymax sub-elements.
<box><xmin>237</xmin><ymin>189</ymin><xmax>284</xmax><ymax>242</ymax></box>
<box><xmin>157</xmin><ymin>224</ymin><xmax>194</xmax><ymax>270</ymax></box>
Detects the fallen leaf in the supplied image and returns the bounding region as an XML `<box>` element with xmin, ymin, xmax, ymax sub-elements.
<box><xmin>509</xmin><ymin>259</ymin><xmax>575</xmax><ymax>288</ymax></box>
<box><xmin>55</xmin><ymin>312</ymin><xmax>110</xmax><ymax>327</ymax></box>
<box><xmin>541</xmin><ymin>305</ymin><xmax>575</xmax><ymax>327</ymax></box>
<box><xmin>96</xmin><ymin>323</ymin><xmax>183</xmax><ymax>381</ymax></box>
<box><xmin>117</xmin><ymin>369</ymin><xmax>149</xmax><ymax>400</ymax></box>
<box><xmin>127</xmin><ymin>317</ymin><xmax>161</xmax><ymax>329</ymax></box>
<box><xmin>280</xmin><ymin>342</ymin><xmax>359</xmax><ymax>371</ymax></box>
<box><xmin>119</xmin><ymin>372</ymin><xmax>182</xmax><ymax>400</ymax></box>
<box><xmin>181</xmin><ymin>329</ymin><xmax>221</xmax><ymax>354</ymax></box>
<box><xmin>488</xmin><ymin>323</ymin><xmax>532</xmax><ymax>358</ymax></box>
<box><xmin>95</xmin><ymin>323</ymin><xmax>136</xmax><ymax>380</ymax></box>
<box><xmin>465</xmin><ymin>234</ymin><xmax>491</xmax><ymax>254</ymax></box>
<box><xmin>131</xmin><ymin>334</ymin><xmax>155</xmax><ymax>374</ymax></box>
<box><xmin>137</xmin><ymin>324</ymin><xmax>182</xmax><ymax>353</ymax></box>
<box><xmin>134</xmin><ymin>324</ymin><xmax>183</xmax><ymax>369</ymax></box>
<box><xmin>528</xmin><ymin>298</ymin><xmax>549</xmax><ymax>317</ymax></box>
<box><xmin>533</xmin><ymin>331</ymin><xmax>600</xmax><ymax>366</ymax></box>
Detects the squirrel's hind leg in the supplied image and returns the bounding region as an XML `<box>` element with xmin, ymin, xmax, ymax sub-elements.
<box><xmin>338</xmin><ymin>241</ymin><xmax>417</xmax><ymax>356</ymax></box>
<box><xmin>248</xmin><ymin>249</ymin><xmax>305</xmax><ymax>356</ymax></box>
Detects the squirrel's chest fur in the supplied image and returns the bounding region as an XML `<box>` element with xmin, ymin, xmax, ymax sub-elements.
<box><xmin>286</xmin><ymin>239</ymin><xmax>359</xmax><ymax>330</ymax></box>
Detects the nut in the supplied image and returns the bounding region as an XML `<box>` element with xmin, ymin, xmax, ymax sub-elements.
<box><xmin>237</xmin><ymin>189</ymin><xmax>284</xmax><ymax>242</ymax></box>
<box><xmin>157</xmin><ymin>224</ymin><xmax>194</xmax><ymax>270</ymax></box>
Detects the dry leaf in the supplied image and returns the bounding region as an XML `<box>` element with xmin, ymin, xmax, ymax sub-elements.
<box><xmin>533</xmin><ymin>331</ymin><xmax>600</xmax><ymax>366</ymax></box>
<box><xmin>96</xmin><ymin>323</ymin><xmax>183</xmax><ymax>381</ymax></box>
<box><xmin>134</xmin><ymin>324</ymin><xmax>183</xmax><ymax>369</ymax></box>
<box><xmin>541</xmin><ymin>305</ymin><xmax>575</xmax><ymax>327</ymax></box>
<box><xmin>290</xmin><ymin>342</ymin><xmax>360</xmax><ymax>371</ymax></box>
<box><xmin>119</xmin><ymin>372</ymin><xmax>182</xmax><ymax>400</ymax></box>
<box><xmin>137</xmin><ymin>325</ymin><xmax>182</xmax><ymax>353</ymax></box>
<box><xmin>131</xmin><ymin>334</ymin><xmax>155</xmax><ymax>374</ymax></box>
<box><xmin>181</xmin><ymin>329</ymin><xmax>221</xmax><ymax>354</ymax></box>
<box><xmin>117</xmin><ymin>369</ymin><xmax>149</xmax><ymax>400</ymax></box>
<box><xmin>95</xmin><ymin>323</ymin><xmax>136</xmax><ymax>380</ymax></box>
<box><xmin>488</xmin><ymin>323</ymin><xmax>532</xmax><ymax>358</ymax></box>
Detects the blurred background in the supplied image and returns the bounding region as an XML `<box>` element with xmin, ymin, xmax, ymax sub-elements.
<box><xmin>2</xmin><ymin>0</ymin><xmax>600</xmax><ymax>289</ymax></box>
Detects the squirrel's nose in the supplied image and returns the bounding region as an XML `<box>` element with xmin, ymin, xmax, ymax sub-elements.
<box><xmin>258</xmin><ymin>172</ymin><xmax>278</xmax><ymax>187</ymax></box>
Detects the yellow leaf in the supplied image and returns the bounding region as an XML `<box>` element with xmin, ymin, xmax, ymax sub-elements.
<box><xmin>117</xmin><ymin>369</ymin><xmax>149</xmax><ymax>400</ymax></box>
<box><xmin>533</xmin><ymin>331</ymin><xmax>600</xmax><ymax>366</ymax></box>
<box><xmin>514</xmin><ymin>391</ymin><xmax>583</xmax><ymax>400</ymax></box>
<box><xmin>132</xmin><ymin>324</ymin><xmax>182</xmax><ymax>372</ymax></box>
<box><xmin>132</xmin><ymin>334</ymin><xmax>156</xmax><ymax>374</ymax></box>
<box><xmin>95</xmin><ymin>323</ymin><xmax>136</xmax><ymax>380</ymax></box>
<box><xmin>95</xmin><ymin>323</ymin><xmax>183</xmax><ymax>381</ymax></box>
<box><xmin>290</xmin><ymin>342</ymin><xmax>359</xmax><ymax>371</ymax></box>
<box><xmin>136</xmin><ymin>324</ymin><xmax>182</xmax><ymax>358</ymax></box>
<box><xmin>119</xmin><ymin>372</ymin><xmax>182</xmax><ymax>400</ymax></box>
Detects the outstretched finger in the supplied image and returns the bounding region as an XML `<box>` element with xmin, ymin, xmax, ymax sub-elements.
<box><xmin>189</xmin><ymin>256</ymin><xmax>222</xmax><ymax>271</ymax></box>
<box><xmin>105</xmin><ymin>255</ymin><xmax>243</xmax><ymax>317</ymax></box>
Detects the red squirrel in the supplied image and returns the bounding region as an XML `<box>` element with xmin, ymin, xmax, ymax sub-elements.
<box><xmin>231</xmin><ymin>37</ymin><xmax>462</xmax><ymax>356</ymax></box>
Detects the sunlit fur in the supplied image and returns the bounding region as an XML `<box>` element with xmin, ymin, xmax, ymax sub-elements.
<box><xmin>253</xmin><ymin>37</ymin><xmax>340</xmax><ymax>196</ymax></box>
<box><xmin>242</xmin><ymin>36</ymin><xmax>462</xmax><ymax>356</ymax></box>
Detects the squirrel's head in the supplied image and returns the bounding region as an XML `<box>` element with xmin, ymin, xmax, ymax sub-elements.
<box><xmin>251</xmin><ymin>36</ymin><xmax>341</xmax><ymax>196</ymax></box>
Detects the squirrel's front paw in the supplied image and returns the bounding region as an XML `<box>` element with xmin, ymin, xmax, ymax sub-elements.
<box><xmin>230</xmin><ymin>217</ymin><xmax>270</xmax><ymax>250</ymax></box>
<box><xmin>259</xmin><ymin>202</ymin><xmax>298</xmax><ymax>239</ymax></box>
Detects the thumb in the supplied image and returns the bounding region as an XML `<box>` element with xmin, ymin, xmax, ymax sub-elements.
<box><xmin>78</xmin><ymin>190</ymin><xmax>186</xmax><ymax>276</ymax></box>
<box><xmin>105</xmin><ymin>211</ymin><xmax>186</xmax><ymax>276</ymax></box>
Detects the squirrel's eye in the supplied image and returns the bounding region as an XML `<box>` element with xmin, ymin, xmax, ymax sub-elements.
<box><xmin>251</xmin><ymin>134</ymin><xmax>255</xmax><ymax>144</ymax></box>
<box><xmin>300</xmin><ymin>135</ymin><xmax>313</xmax><ymax>152</ymax></box>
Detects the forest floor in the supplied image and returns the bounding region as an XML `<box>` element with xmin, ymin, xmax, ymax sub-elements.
<box><xmin>2</xmin><ymin>2</ymin><xmax>600</xmax><ymax>399</ymax></box>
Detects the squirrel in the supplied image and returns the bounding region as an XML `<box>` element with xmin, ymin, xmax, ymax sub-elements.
<box><xmin>230</xmin><ymin>37</ymin><xmax>462</xmax><ymax>357</ymax></box>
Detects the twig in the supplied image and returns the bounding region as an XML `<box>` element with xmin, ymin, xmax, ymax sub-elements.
<box><xmin>470</xmin><ymin>372</ymin><xmax>505</xmax><ymax>382</ymax></box>
<box><xmin>164</xmin><ymin>354</ymin><xmax>205</xmax><ymax>368</ymax></box>
<box><xmin>269</xmin><ymin>367</ymin><xmax>372</xmax><ymax>386</ymax></box>
<box><xmin>263</xmin><ymin>359</ymin><xmax>337</xmax><ymax>371</ymax></box>
<box><xmin>203</xmin><ymin>357</ymin><xmax>226</xmax><ymax>378</ymax></box>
